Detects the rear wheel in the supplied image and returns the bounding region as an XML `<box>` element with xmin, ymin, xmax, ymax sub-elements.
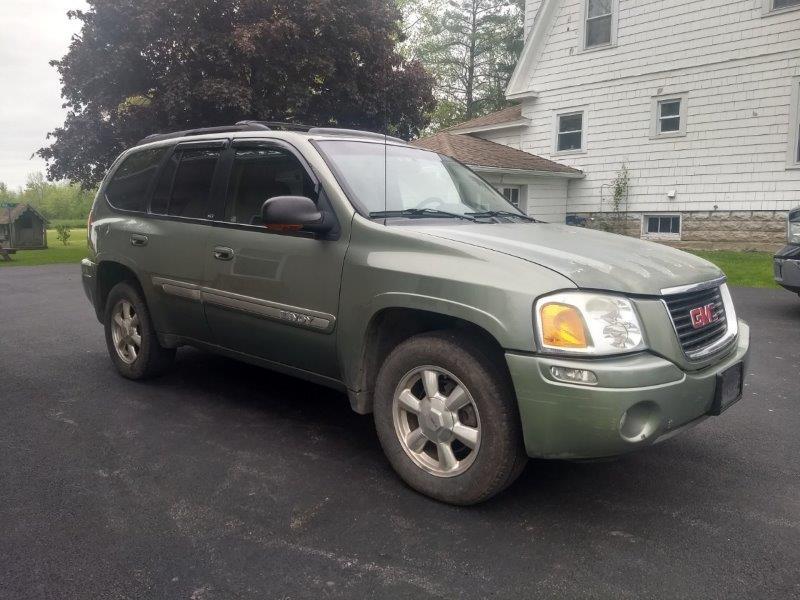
<box><xmin>104</xmin><ymin>281</ymin><xmax>175</xmax><ymax>379</ymax></box>
<box><xmin>374</xmin><ymin>331</ymin><xmax>527</xmax><ymax>505</ymax></box>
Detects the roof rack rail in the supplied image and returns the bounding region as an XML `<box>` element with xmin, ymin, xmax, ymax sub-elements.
<box><xmin>307</xmin><ymin>127</ymin><xmax>407</xmax><ymax>144</ymax></box>
<box><xmin>137</xmin><ymin>123</ymin><xmax>271</xmax><ymax>146</ymax></box>
<box><xmin>235</xmin><ymin>120</ymin><xmax>312</xmax><ymax>131</ymax></box>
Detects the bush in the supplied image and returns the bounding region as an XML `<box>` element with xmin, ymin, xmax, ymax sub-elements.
<box><xmin>55</xmin><ymin>224</ymin><xmax>72</xmax><ymax>246</ymax></box>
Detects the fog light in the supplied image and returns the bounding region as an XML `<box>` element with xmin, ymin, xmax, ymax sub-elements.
<box><xmin>550</xmin><ymin>366</ymin><xmax>598</xmax><ymax>385</ymax></box>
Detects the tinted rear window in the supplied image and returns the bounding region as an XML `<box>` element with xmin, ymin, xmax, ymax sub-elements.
<box><xmin>169</xmin><ymin>149</ymin><xmax>219</xmax><ymax>218</ymax></box>
<box><xmin>105</xmin><ymin>147</ymin><xmax>167</xmax><ymax>211</ymax></box>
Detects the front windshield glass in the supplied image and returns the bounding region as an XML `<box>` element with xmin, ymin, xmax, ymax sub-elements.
<box><xmin>316</xmin><ymin>140</ymin><xmax>525</xmax><ymax>218</ymax></box>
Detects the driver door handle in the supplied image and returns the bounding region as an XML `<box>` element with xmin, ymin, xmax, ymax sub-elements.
<box><xmin>213</xmin><ymin>246</ymin><xmax>235</xmax><ymax>261</ymax></box>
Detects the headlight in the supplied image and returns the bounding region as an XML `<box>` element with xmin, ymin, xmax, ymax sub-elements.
<box><xmin>789</xmin><ymin>221</ymin><xmax>800</xmax><ymax>245</ymax></box>
<box><xmin>535</xmin><ymin>292</ymin><xmax>647</xmax><ymax>355</ymax></box>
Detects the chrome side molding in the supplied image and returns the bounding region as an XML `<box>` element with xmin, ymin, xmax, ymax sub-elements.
<box><xmin>152</xmin><ymin>276</ymin><xmax>335</xmax><ymax>333</ymax></box>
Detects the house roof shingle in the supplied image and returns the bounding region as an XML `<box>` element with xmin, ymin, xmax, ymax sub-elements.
<box><xmin>410</xmin><ymin>132</ymin><xmax>582</xmax><ymax>176</ymax></box>
<box><xmin>443</xmin><ymin>105</ymin><xmax>525</xmax><ymax>132</ymax></box>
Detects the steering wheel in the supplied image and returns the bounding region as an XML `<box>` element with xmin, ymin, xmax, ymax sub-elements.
<box><xmin>417</xmin><ymin>197</ymin><xmax>444</xmax><ymax>209</ymax></box>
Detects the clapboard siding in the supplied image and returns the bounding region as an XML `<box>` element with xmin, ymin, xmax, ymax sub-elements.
<box><xmin>497</xmin><ymin>0</ymin><xmax>800</xmax><ymax>217</ymax></box>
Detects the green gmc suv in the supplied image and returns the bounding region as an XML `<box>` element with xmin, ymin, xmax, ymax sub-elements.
<box><xmin>81</xmin><ymin>122</ymin><xmax>750</xmax><ymax>505</ymax></box>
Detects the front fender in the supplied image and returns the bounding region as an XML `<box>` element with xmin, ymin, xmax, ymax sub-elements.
<box><xmin>336</xmin><ymin>217</ymin><xmax>576</xmax><ymax>393</ymax></box>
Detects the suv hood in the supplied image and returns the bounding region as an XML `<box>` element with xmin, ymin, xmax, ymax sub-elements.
<box><xmin>409</xmin><ymin>222</ymin><xmax>723</xmax><ymax>296</ymax></box>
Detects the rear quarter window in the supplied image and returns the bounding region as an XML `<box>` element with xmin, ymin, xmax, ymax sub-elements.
<box><xmin>105</xmin><ymin>147</ymin><xmax>167</xmax><ymax>212</ymax></box>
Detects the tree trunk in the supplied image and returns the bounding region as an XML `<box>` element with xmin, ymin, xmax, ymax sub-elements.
<box><xmin>465</xmin><ymin>0</ymin><xmax>478</xmax><ymax>119</ymax></box>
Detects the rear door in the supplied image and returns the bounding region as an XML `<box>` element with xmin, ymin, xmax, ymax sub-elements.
<box><xmin>202</xmin><ymin>139</ymin><xmax>347</xmax><ymax>379</ymax></box>
<box><xmin>139</xmin><ymin>140</ymin><xmax>227</xmax><ymax>343</ymax></box>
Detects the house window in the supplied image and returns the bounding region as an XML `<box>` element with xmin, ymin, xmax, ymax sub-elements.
<box><xmin>643</xmin><ymin>214</ymin><xmax>681</xmax><ymax>239</ymax></box>
<box><xmin>773</xmin><ymin>0</ymin><xmax>800</xmax><ymax>10</ymax></box>
<box><xmin>585</xmin><ymin>0</ymin><xmax>614</xmax><ymax>48</ymax></box>
<box><xmin>556</xmin><ymin>111</ymin><xmax>584</xmax><ymax>153</ymax></box>
<box><xmin>501</xmin><ymin>187</ymin><xmax>521</xmax><ymax>208</ymax></box>
<box><xmin>651</xmin><ymin>94</ymin><xmax>688</xmax><ymax>138</ymax></box>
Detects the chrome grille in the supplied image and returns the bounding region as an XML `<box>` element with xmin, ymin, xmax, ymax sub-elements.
<box><xmin>663</xmin><ymin>286</ymin><xmax>728</xmax><ymax>355</ymax></box>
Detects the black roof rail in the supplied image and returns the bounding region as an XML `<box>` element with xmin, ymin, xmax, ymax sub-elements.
<box><xmin>307</xmin><ymin>127</ymin><xmax>407</xmax><ymax>144</ymax></box>
<box><xmin>136</xmin><ymin>123</ymin><xmax>270</xmax><ymax>146</ymax></box>
<box><xmin>235</xmin><ymin>120</ymin><xmax>312</xmax><ymax>131</ymax></box>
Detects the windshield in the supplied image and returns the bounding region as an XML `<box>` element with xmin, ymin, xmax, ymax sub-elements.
<box><xmin>316</xmin><ymin>140</ymin><xmax>526</xmax><ymax>219</ymax></box>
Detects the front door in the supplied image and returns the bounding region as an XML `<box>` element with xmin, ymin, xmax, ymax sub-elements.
<box><xmin>202</xmin><ymin>140</ymin><xmax>347</xmax><ymax>379</ymax></box>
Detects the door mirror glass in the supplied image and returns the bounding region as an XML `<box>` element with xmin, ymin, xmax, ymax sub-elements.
<box><xmin>261</xmin><ymin>196</ymin><xmax>331</xmax><ymax>234</ymax></box>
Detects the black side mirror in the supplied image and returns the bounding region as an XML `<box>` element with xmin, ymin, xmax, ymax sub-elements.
<box><xmin>261</xmin><ymin>196</ymin><xmax>332</xmax><ymax>234</ymax></box>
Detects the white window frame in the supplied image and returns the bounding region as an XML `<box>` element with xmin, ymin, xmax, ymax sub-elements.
<box><xmin>788</xmin><ymin>76</ymin><xmax>800</xmax><ymax>170</ymax></box>
<box><xmin>500</xmin><ymin>186</ymin><xmax>522</xmax><ymax>208</ymax></box>
<box><xmin>553</xmin><ymin>109</ymin><xmax>587</xmax><ymax>155</ymax></box>
<box><xmin>650</xmin><ymin>94</ymin><xmax>688</xmax><ymax>139</ymax></box>
<box><xmin>762</xmin><ymin>0</ymin><xmax>800</xmax><ymax>16</ymax></box>
<box><xmin>642</xmin><ymin>214</ymin><xmax>682</xmax><ymax>241</ymax></box>
<box><xmin>579</xmin><ymin>0</ymin><xmax>618</xmax><ymax>52</ymax></box>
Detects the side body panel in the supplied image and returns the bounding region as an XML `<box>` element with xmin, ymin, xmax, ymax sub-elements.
<box><xmin>336</xmin><ymin>215</ymin><xmax>577</xmax><ymax>394</ymax></box>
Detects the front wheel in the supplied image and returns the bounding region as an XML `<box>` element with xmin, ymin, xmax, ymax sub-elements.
<box><xmin>373</xmin><ymin>331</ymin><xmax>527</xmax><ymax>505</ymax></box>
<box><xmin>103</xmin><ymin>281</ymin><xmax>175</xmax><ymax>380</ymax></box>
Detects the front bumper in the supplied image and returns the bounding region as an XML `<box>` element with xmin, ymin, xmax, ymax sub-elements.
<box><xmin>506</xmin><ymin>320</ymin><xmax>750</xmax><ymax>459</ymax></box>
<box><xmin>774</xmin><ymin>245</ymin><xmax>800</xmax><ymax>293</ymax></box>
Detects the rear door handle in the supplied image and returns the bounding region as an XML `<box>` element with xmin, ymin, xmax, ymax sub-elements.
<box><xmin>213</xmin><ymin>246</ymin><xmax>235</xmax><ymax>261</ymax></box>
<box><xmin>130</xmin><ymin>234</ymin><xmax>148</xmax><ymax>247</ymax></box>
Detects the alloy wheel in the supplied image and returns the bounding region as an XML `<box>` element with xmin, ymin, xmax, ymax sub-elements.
<box><xmin>111</xmin><ymin>299</ymin><xmax>141</xmax><ymax>365</ymax></box>
<box><xmin>392</xmin><ymin>366</ymin><xmax>481</xmax><ymax>477</ymax></box>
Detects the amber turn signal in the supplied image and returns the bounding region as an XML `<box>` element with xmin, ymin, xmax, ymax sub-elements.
<box><xmin>539</xmin><ymin>303</ymin><xmax>590</xmax><ymax>349</ymax></box>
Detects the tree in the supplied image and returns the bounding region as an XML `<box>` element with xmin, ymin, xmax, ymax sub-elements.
<box><xmin>403</xmin><ymin>0</ymin><xmax>524</xmax><ymax>130</ymax></box>
<box><xmin>55</xmin><ymin>225</ymin><xmax>72</xmax><ymax>246</ymax></box>
<box><xmin>39</xmin><ymin>0</ymin><xmax>436</xmax><ymax>187</ymax></box>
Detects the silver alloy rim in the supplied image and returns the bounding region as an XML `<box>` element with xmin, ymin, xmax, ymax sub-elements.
<box><xmin>111</xmin><ymin>299</ymin><xmax>141</xmax><ymax>365</ymax></box>
<box><xmin>392</xmin><ymin>366</ymin><xmax>481</xmax><ymax>478</ymax></box>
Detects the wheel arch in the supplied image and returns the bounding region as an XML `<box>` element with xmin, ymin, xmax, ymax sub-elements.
<box><xmin>346</xmin><ymin>303</ymin><xmax>512</xmax><ymax>415</ymax></box>
<box><xmin>94</xmin><ymin>260</ymin><xmax>145</xmax><ymax>322</ymax></box>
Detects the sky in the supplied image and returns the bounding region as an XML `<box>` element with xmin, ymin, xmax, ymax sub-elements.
<box><xmin>0</xmin><ymin>0</ymin><xmax>87</xmax><ymax>190</ymax></box>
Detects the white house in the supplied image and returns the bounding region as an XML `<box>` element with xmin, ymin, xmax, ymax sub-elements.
<box><xmin>432</xmin><ymin>0</ymin><xmax>800</xmax><ymax>249</ymax></box>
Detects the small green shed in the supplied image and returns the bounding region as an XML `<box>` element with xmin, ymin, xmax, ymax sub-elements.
<box><xmin>0</xmin><ymin>203</ymin><xmax>48</xmax><ymax>249</ymax></box>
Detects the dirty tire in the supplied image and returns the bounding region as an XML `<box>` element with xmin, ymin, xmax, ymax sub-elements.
<box><xmin>104</xmin><ymin>281</ymin><xmax>175</xmax><ymax>380</ymax></box>
<box><xmin>374</xmin><ymin>331</ymin><xmax>527</xmax><ymax>505</ymax></box>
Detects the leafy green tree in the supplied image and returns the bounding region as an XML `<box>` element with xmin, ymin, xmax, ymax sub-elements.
<box><xmin>39</xmin><ymin>0</ymin><xmax>436</xmax><ymax>187</ymax></box>
<box><xmin>55</xmin><ymin>224</ymin><xmax>72</xmax><ymax>246</ymax></box>
<box><xmin>403</xmin><ymin>0</ymin><xmax>524</xmax><ymax>130</ymax></box>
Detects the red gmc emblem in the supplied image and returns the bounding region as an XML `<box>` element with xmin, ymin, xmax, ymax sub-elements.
<box><xmin>689</xmin><ymin>303</ymin><xmax>718</xmax><ymax>329</ymax></box>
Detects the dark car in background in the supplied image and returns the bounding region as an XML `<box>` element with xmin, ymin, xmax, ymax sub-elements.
<box><xmin>774</xmin><ymin>208</ymin><xmax>800</xmax><ymax>296</ymax></box>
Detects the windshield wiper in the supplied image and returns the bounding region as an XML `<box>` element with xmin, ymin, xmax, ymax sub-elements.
<box><xmin>369</xmin><ymin>208</ymin><xmax>477</xmax><ymax>221</ymax></box>
<box><xmin>465</xmin><ymin>210</ymin><xmax>537</xmax><ymax>222</ymax></box>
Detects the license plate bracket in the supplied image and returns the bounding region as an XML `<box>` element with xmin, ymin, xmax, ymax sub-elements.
<box><xmin>709</xmin><ymin>362</ymin><xmax>744</xmax><ymax>416</ymax></box>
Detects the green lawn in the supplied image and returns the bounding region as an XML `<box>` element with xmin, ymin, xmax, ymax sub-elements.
<box><xmin>687</xmin><ymin>250</ymin><xmax>777</xmax><ymax>288</ymax></box>
<box><xmin>0</xmin><ymin>229</ymin><xmax>88</xmax><ymax>267</ymax></box>
<box><xmin>49</xmin><ymin>218</ymin><xmax>89</xmax><ymax>229</ymax></box>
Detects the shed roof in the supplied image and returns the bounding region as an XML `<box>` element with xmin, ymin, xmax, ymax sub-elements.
<box><xmin>0</xmin><ymin>203</ymin><xmax>48</xmax><ymax>225</ymax></box>
<box><xmin>410</xmin><ymin>132</ymin><xmax>582</xmax><ymax>176</ymax></box>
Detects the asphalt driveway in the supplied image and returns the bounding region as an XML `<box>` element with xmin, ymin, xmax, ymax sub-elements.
<box><xmin>1</xmin><ymin>265</ymin><xmax>799</xmax><ymax>599</ymax></box>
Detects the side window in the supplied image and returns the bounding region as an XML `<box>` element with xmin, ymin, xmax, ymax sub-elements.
<box><xmin>224</xmin><ymin>147</ymin><xmax>316</xmax><ymax>225</ymax></box>
<box><xmin>150</xmin><ymin>148</ymin><xmax>221</xmax><ymax>218</ymax></box>
<box><xmin>105</xmin><ymin>147</ymin><xmax>167</xmax><ymax>212</ymax></box>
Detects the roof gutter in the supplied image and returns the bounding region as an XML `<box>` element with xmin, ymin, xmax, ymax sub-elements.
<box><xmin>449</xmin><ymin>119</ymin><xmax>531</xmax><ymax>135</ymax></box>
<box><xmin>468</xmin><ymin>165</ymin><xmax>584</xmax><ymax>179</ymax></box>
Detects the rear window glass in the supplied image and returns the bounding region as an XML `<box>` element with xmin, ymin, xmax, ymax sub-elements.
<box><xmin>149</xmin><ymin>148</ymin><xmax>220</xmax><ymax>218</ymax></box>
<box><xmin>105</xmin><ymin>147</ymin><xmax>167</xmax><ymax>211</ymax></box>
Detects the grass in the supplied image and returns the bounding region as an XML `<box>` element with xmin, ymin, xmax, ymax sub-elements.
<box><xmin>687</xmin><ymin>250</ymin><xmax>778</xmax><ymax>288</ymax></box>
<box><xmin>0</xmin><ymin>229</ymin><xmax>88</xmax><ymax>267</ymax></box>
<box><xmin>49</xmin><ymin>218</ymin><xmax>89</xmax><ymax>229</ymax></box>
